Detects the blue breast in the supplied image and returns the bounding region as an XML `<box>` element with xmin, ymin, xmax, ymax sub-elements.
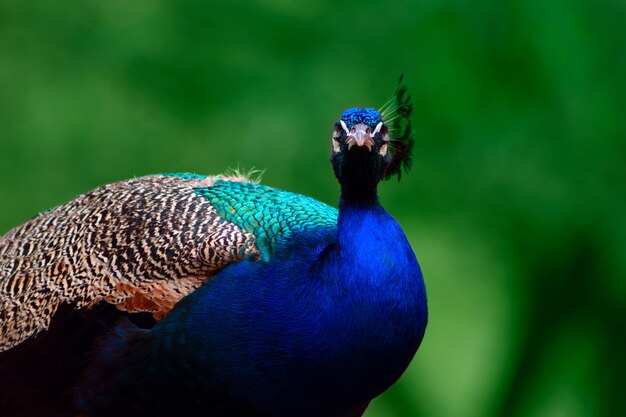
<box><xmin>154</xmin><ymin>200</ymin><xmax>427</xmax><ymax>417</ymax></box>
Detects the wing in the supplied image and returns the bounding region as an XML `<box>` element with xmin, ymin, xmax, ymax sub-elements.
<box><xmin>0</xmin><ymin>173</ymin><xmax>338</xmax><ymax>351</ymax></box>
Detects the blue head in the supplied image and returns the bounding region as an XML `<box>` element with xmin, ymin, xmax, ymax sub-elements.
<box><xmin>331</xmin><ymin>85</ymin><xmax>414</xmax><ymax>202</ymax></box>
<box><xmin>330</xmin><ymin>108</ymin><xmax>390</xmax><ymax>201</ymax></box>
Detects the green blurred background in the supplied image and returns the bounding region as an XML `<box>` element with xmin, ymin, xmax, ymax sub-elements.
<box><xmin>1</xmin><ymin>0</ymin><xmax>624</xmax><ymax>415</ymax></box>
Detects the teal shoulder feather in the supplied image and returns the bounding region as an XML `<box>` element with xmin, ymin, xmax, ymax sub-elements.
<box><xmin>194</xmin><ymin>179</ymin><xmax>337</xmax><ymax>261</ymax></box>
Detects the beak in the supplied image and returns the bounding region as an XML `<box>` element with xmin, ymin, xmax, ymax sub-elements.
<box><xmin>345</xmin><ymin>122</ymin><xmax>376</xmax><ymax>152</ymax></box>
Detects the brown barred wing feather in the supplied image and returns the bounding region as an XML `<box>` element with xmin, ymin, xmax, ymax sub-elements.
<box><xmin>0</xmin><ymin>175</ymin><xmax>260</xmax><ymax>352</ymax></box>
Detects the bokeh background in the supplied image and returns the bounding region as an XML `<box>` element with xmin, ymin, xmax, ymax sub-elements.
<box><xmin>1</xmin><ymin>0</ymin><xmax>624</xmax><ymax>416</ymax></box>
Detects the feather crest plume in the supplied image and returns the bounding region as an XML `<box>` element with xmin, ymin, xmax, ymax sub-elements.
<box><xmin>380</xmin><ymin>74</ymin><xmax>415</xmax><ymax>181</ymax></box>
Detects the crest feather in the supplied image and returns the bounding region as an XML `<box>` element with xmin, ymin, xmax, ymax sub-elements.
<box><xmin>380</xmin><ymin>74</ymin><xmax>415</xmax><ymax>181</ymax></box>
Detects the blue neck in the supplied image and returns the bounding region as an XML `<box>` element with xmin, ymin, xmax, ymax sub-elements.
<box><xmin>312</xmin><ymin>193</ymin><xmax>426</xmax><ymax>400</ymax></box>
<box><xmin>336</xmin><ymin>197</ymin><xmax>386</xmax><ymax>274</ymax></box>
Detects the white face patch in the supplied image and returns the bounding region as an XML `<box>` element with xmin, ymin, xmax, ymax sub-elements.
<box><xmin>340</xmin><ymin>120</ymin><xmax>350</xmax><ymax>135</ymax></box>
<box><xmin>378</xmin><ymin>123</ymin><xmax>389</xmax><ymax>156</ymax></box>
<box><xmin>332</xmin><ymin>138</ymin><xmax>341</xmax><ymax>153</ymax></box>
<box><xmin>373</xmin><ymin>122</ymin><xmax>383</xmax><ymax>136</ymax></box>
<box><xmin>332</xmin><ymin>124</ymin><xmax>344</xmax><ymax>153</ymax></box>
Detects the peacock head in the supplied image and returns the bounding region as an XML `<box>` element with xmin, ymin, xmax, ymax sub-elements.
<box><xmin>330</xmin><ymin>77</ymin><xmax>415</xmax><ymax>198</ymax></box>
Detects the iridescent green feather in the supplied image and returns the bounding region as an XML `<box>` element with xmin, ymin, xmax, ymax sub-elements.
<box><xmin>195</xmin><ymin>181</ymin><xmax>338</xmax><ymax>260</ymax></box>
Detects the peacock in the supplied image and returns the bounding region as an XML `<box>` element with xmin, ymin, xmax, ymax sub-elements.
<box><xmin>0</xmin><ymin>79</ymin><xmax>427</xmax><ymax>417</ymax></box>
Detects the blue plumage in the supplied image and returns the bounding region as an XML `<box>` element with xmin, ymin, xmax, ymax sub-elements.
<box><xmin>0</xmin><ymin>80</ymin><xmax>427</xmax><ymax>417</ymax></box>
<box><xmin>341</xmin><ymin>108</ymin><xmax>383</xmax><ymax>128</ymax></box>
<box><xmin>180</xmin><ymin>204</ymin><xmax>425</xmax><ymax>417</ymax></box>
